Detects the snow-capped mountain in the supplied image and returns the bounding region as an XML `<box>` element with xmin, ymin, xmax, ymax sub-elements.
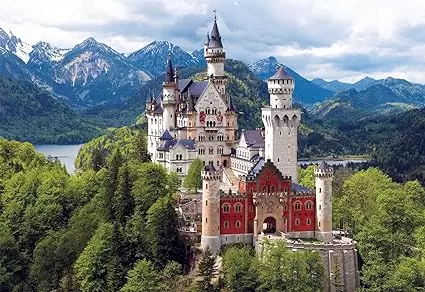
<box><xmin>31</xmin><ymin>37</ymin><xmax>152</xmax><ymax>106</ymax></box>
<box><xmin>0</xmin><ymin>27</ymin><xmax>32</xmax><ymax>63</ymax></box>
<box><xmin>128</xmin><ymin>41</ymin><xmax>204</xmax><ymax>76</ymax></box>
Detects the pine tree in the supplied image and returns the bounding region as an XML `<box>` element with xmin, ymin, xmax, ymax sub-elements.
<box><xmin>196</xmin><ymin>247</ymin><xmax>217</xmax><ymax>292</ymax></box>
<box><xmin>113</xmin><ymin>163</ymin><xmax>134</xmax><ymax>226</ymax></box>
<box><xmin>105</xmin><ymin>149</ymin><xmax>123</xmax><ymax>221</ymax></box>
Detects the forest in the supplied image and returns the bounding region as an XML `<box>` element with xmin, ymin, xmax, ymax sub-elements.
<box><xmin>2</xmin><ymin>126</ymin><xmax>425</xmax><ymax>291</ymax></box>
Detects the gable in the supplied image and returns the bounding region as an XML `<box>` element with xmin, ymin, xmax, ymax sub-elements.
<box><xmin>194</xmin><ymin>82</ymin><xmax>227</xmax><ymax>112</ymax></box>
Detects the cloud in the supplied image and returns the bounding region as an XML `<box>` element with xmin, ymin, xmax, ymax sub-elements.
<box><xmin>1</xmin><ymin>0</ymin><xmax>425</xmax><ymax>82</ymax></box>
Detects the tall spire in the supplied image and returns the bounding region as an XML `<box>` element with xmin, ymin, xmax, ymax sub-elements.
<box><xmin>209</xmin><ymin>10</ymin><xmax>223</xmax><ymax>48</ymax></box>
<box><xmin>165</xmin><ymin>54</ymin><xmax>174</xmax><ymax>83</ymax></box>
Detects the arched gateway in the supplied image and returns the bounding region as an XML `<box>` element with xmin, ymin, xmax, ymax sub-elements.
<box><xmin>263</xmin><ymin>217</ymin><xmax>276</xmax><ymax>234</ymax></box>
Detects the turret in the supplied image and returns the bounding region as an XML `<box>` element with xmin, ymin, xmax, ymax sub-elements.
<box><xmin>162</xmin><ymin>55</ymin><xmax>177</xmax><ymax>131</ymax></box>
<box><xmin>314</xmin><ymin>161</ymin><xmax>333</xmax><ymax>243</ymax></box>
<box><xmin>267</xmin><ymin>66</ymin><xmax>294</xmax><ymax>109</ymax></box>
<box><xmin>201</xmin><ymin>165</ymin><xmax>222</xmax><ymax>254</ymax></box>
<box><xmin>262</xmin><ymin>66</ymin><xmax>301</xmax><ymax>182</ymax></box>
<box><xmin>204</xmin><ymin>13</ymin><xmax>227</xmax><ymax>95</ymax></box>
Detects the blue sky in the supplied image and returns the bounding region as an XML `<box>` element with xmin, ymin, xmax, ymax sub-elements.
<box><xmin>1</xmin><ymin>0</ymin><xmax>425</xmax><ymax>83</ymax></box>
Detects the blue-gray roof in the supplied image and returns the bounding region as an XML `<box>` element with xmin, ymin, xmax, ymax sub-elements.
<box><xmin>292</xmin><ymin>183</ymin><xmax>313</xmax><ymax>194</ymax></box>
<box><xmin>160</xmin><ymin>130</ymin><xmax>173</xmax><ymax>140</ymax></box>
<box><xmin>189</xmin><ymin>81</ymin><xmax>208</xmax><ymax>97</ymax></box>
<box><xmin>157</xmin><ymin>139</ymin><xmax>196</xmax><ymax>151</ymax></box>
<box><xmin>242</xmin><ymin>129</ymin><xmax>264</xmax><ymax>148</ymax></box>
<box><xmin>178</xmin><ymin>79</ymin><xmax>192</xmax><ymax>92</ymax></box>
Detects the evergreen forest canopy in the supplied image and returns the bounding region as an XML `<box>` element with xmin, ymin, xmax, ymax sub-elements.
<box><xmin>0</xmin><ymin>135</ymin><xmax>327</xmax><ymax>291</ymax></box>
<box><xmin>0</xmin><ymin>76</ymin><xmax>100</xmax><ymax>144</ymax></box>
<box><xmin>3</xmin><ymin>129</ymin><xmax>425</xmax><ymax>290</ymax></box>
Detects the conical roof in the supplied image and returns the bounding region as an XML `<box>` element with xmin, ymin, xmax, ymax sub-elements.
<box><xmin>160</xmin><ymin>130</ymin><xmax>174</xmax><ymax>141</ymax></box>
<box><xmin>208</xmin><ymin>19</ymin><xmax>223</xmax><ymax>48</ymax></box>
<box><xmin>165</xmin><ymin>55</ymin><xmax>174</xmax><ymax>83</ymax></box>
<box><xmin>269</xmin><ymin>66</ymin><xmax>293</xmax><ymax>80</ymax></box>
<box><xmin>318</xmin><ymin>161</ymin><xmax>330</xmax><ymax>170</ymax></box>
<box><xmin>227</xmin><ymin>96</ymin><xmax>236</xmax><ymax>112</ymax></box>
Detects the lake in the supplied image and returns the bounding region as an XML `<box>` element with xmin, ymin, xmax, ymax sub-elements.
<box><xmin>35</xmin><ymin>144</ymin><xmax>83</xmax><ymax>174</ymax></box>
<box><xmin>34</xmin><ymin>144</ymin><xmax>368</xmax><ymax>175</ymax></box>
<box><xmin>298</xmin><ymin>159</ymin><xmax>369</xmax><ymax>166</ymax></box>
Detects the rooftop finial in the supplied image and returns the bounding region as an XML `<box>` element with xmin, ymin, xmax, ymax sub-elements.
<box><xmin>213</xmin><ymin>9</ymin><xmax>217</xmax><ymax>21</ymax></box>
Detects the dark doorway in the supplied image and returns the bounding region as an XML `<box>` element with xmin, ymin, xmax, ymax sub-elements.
<box><xmin>263</xmin><ymin>217</ymin><xmax>276</xmax><ymax>234</ymax></box>
<box><xmin>223</xmin><ymin>159</ymin><xmax>227</xmax><ymax>167</ymax></box>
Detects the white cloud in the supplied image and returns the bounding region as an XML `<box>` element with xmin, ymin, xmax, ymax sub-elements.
<box><xmin>1</xmin><ymin>0</ymin><xmax>425</xmax><ymax>82</ymax></box>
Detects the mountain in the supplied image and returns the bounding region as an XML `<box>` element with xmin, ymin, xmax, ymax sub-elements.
<box><xmin>352</xmin><ymin>76</ymin><xmax>380</xmax><ymax>91</ymax></box>
<box><xmin>29</xmin><ymin>38</ymin><xmax>151</xmax><ymax>107</ymax></box>
<box><xmin>0</xmin><ymin>48</ymin><xmax>32</xmax><ymax>80</ymax></box>
<box><xmin>309</xmin><ymin>80</ymin><xmax>425</xmax><ymax>122</ymax></box>
<box><xmin>311</xmin><ymin>78</ymin><xmax>353</xmax><ymax>92</ymax></box>
<box><xmin>0</xmin><ymin>27</ymin><xmax>32</xmax><ymax>63</ymax></box>
<box><xmin>191</xmin><ymin>48</ymin><xmax>207</xmax><ymax>67</ymax></box>
<box><xmin>128</xmin><ymin>41</ymin><xmax>203</xmax><ymax>76</ymax></box>
<box><xmin>248</xmin><ymin>56</ymin><xmax>333</xmax><ymax>105</ymax></box>
<box><xmin>0</xmin><ymin>76</ymin><xmax>100</xmax><ymax>143</ymax></box>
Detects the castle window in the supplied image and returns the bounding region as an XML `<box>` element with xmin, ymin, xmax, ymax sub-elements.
<box><xmin>209</xmin><ymin>147</ymin><xmax>214</xmax><ymax>155</ymax></box>
<box><xmin>206</xmin><ymin>200</ymin><xmax>208</xmax><ymax>206</ymax></box>
<box><xmin>223</xmin><ymin>204</ymin><xmax>230</xmax><ymax>213</ymax></box>
<box><xmin>307</xmin><ymin>218</ymin><xmax>311</xmax><ymax>225</ymax></box>
<box><xmin>249</xmin><ymin>206</ymin><xmax>253</xmax><ymax>212</ymax></box>
<box><xmin>295</xmin><ymin>218</ymin><xmax>300</xmax><ymax>225</ymax></box>
<box><xmin>198</xmin><ymin>147</ymin><xmax>205</xmax><ymax>155</ymax></box>
<box><xmin>206</xmin><ymin>184</ymin><xmax>208</xmax><ymax>189</ymax></box>
<box><xmin>284</xmin><ymin>205</ymin><xmax>287</xmax><ymax>211</ymax></box>
<box><xmin>318</xmin><ymin>221</ymin><xmax>321</xmax><ymax>227</ymax></box>
<box><xmin>236</xmin><ymin>220</ymin><xmax>241</xmax><ymax>228</ymax></box>
<box><xmin>217</xmin><ymin>161</ymin><xmax>220</xmax><ymax>166</ymax></box>
<box><xmin>305</xmin><ymin>201</ymin><xmax>313</xmax><ymax>210</ymax></box>
<box><xmin>319</xmin><ymin>205</ymin><xmax>321</xmax><ymax>210</ymax></box>
<box><xmin>206</xmin><ymin>217</ymin><xmax>208</xmax><ymax>223</ymax></box>
<box><xmin>224</xmin><ymin>221</ymin><xmax>229</xmax><ymax>228</ymax></box>
<box><xmin>176</xmin><ymin>167</ymin><xmax>182</xmax><ymax>173</ymax></box>
<box><xmin>277</xmin><ymin>158</ymin><xmax>280</xmax><ymax>163</ymax></box>
<box><xmin>235</xmin><ymin>203</ymin><xmax>242</xmax><ymax>213</ymax></box>
<box><xmin>217</xmin><ymin>146</ymin><xmax>224</xmax><ymax>155</ymax></box>
<box><xmin>319</xmin><ymin>188</ymin><xmax>322</xmax><ymax>193</ymax></box>
<box><xmin>294</xmin><ymin>201</ymin><xmax>302</xmax><ymax>211</ymax></box>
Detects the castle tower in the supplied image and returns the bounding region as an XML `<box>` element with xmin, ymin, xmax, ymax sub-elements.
<box><xmin>201</xmin><ymin>165</ymin><xmax>222</xmax><ymax>254</ymax></box>
<box><xmin>204</xmin><ymin>14</ymin><xmax>227</xmax><ymax>95</ymax></box>
<box><xmin>262</xmin><ymin>67</ymin><xmax>301</xmax><ymax>182</ymax></box>
<box><xmin>162</xmin><ymin>55</ymin><xmax>177</xmax><ymax>131</ymax></box>
<box><xmin>314</xmin><ymin>161</ymin><xmax>333</xmax><ymax>243</ymax></box>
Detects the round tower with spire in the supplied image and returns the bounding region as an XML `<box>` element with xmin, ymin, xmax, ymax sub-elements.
<box><xmin>201</xmin><ymin>165</ymin><xmax>222</xmax><ymax>254</ymax></box>
<box><xmin>162</xmin><ymin>55</ymin><xmax>177</xmax><ymax>131</ymax></box>
<box><xmin>204</xmin><ymin>12</ymin><xmax>227</xmax><ymax>95</ymax></box>
<box><xmin>314</xmin><ymin>161</ymin><xmax>334</xmax><ymax>243</ymax></box>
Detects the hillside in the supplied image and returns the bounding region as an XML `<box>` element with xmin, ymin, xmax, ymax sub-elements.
<box><xmin>0</xmin><ymin>76</ymin><xmax>100</xmax><ymax>143</ymax></box>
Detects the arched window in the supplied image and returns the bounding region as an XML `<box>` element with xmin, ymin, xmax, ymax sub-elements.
<box><xmin>234</xmin><ymin>203</ymin><xmax>242</xmax><ymax>213</ymax></box>
<box><xmin>295</xmin><ymin>218</ymin><xmax>300</xmax><ymax>225</ymax></box>
<box><xmin>305</xmin><ymin>201</ymin><xmax>313</xmax><ymax>210</ymax></box>
<box><xmin>217</xmin><ymin>146</ymin><xmax>224</xmax><ymax>155</ymax></box>
<box><xmin>224</xmin><ymin>221</ymin><xmax>229</xmax><ymax>228</ymax></box>
<box><xmin>235</xmin><ymin>220</ymin><xmax>241</xmax><ymax>228</ymax></box>
<box><xmin>198</xmin><ymin>147</ymin><xmax>205</xmax><ymax>155</ymax></box>
<box><xmin>222</xmin><ymin>204</ymin><xmax>230</xmax><ymax>213</ymax></box>
<box><xmin>306</xmin><ymin>218</ymin><xmax>311</xmax><ymax>225</ymax></box>
<box><xmin>294</xmin><ymin>201</ymin><xmax>302</xmax><ymax>211</ymax></box>
<box><xmin>209</xmin><ymin>147</ymin><xmax>214</xmax><ymax>155</ymax></box>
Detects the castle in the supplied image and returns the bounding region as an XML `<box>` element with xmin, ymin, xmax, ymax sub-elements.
<box><xmin>147</xmin><ymin>16</ymin><xmax>359</xmax><ymax>291</ymax></box>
